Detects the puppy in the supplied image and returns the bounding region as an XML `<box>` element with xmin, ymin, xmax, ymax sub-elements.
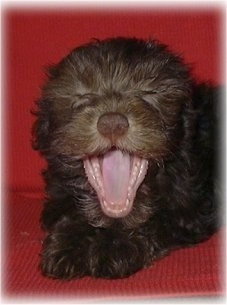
<box><xmin>32</xmin><ymin>37</ymin><xmax>219</xmax><ymax>279</ymax></box>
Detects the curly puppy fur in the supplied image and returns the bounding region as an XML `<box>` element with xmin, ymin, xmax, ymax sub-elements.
<box><xmin>32</xmin><ymin>37</ymin><xmax>219</xmax><ymax>279</ymax></box>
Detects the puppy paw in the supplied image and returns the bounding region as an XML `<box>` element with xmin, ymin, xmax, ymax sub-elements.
<box><xmin>89</xmin><ymin>234</ymin><xmax>148</xmax><ymax>279</ymax></box>
<box><xmin>40</xmin><ymin>233</ymin><xmax>88</xmax><ymax>280</ymax></box>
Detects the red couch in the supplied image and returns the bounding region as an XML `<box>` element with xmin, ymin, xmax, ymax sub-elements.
<box><xmin>3</xmin><ymin>7</ymin><xmax>224</xmax><ymax>301</ymax></box>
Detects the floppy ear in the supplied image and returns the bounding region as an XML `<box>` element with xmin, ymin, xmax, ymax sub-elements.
<box><xmin>170</xmin><ymin>83</ymin><xmax>219</xmax><ymax>244</ymax></box>
<box><xmin>31</xmin><ymin>98</ymin><xmax>51</xmax><ymax>153</ymax></box>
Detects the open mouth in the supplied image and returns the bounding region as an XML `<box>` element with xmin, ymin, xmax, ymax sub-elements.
<box><xmin>83</xmin><ymin>149</ymin><xmax>148</xmax><ymax>218</ymax></box>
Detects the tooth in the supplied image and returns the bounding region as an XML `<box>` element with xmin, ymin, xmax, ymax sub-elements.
<box><xmin>89</xmin><ymin>170</ymin><xmax>95</xmax><ymax>180</ymax></box>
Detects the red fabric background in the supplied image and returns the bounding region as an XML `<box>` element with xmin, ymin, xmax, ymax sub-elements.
<box><xmin>3</xmin><ymin>6</ymin><xmax>224</xmax><ymax>301</ymax></box>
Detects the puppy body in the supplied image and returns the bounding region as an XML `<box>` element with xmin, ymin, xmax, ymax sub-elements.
<box><xmin>33</xmin><ymin>38</ymin><xmax>218</xmax><ymax>279</ymax></box>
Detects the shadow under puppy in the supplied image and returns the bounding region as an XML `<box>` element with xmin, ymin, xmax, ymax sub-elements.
<box><xmin>32</xmin><ymin>37</ymin><xmax>219</xmax><ymax>279</ymax></box>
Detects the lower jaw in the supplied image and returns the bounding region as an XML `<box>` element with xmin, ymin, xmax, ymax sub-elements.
<box><xmin>100</xmin><ymin>197</ymin><xmax>134</xmax><ymax>218</ymax></box>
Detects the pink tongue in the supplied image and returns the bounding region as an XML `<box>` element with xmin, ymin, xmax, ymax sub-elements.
<box><xmin>102</xmin><ymin>150</ymin><xmax>130</xmax><ymax>204</ymax></box>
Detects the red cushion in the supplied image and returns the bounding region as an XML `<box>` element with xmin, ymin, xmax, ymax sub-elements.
<box><xmin>4</xmin><ymin>7</ymin><xmax>223</xmax><ymax>300</ymax></box>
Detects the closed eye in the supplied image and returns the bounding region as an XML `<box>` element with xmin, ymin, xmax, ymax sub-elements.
<box><xmin>71</xmin><ymin>93</ymin><xmax>100</xmax><ymax>111</ymax></box>
<box><xmin>136</xmin><ymin>91</ymin><xmax>161</xmax><ymax>112</ymax></box>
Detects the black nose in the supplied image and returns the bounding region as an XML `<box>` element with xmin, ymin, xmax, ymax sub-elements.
<box><xmin>97</xmin><ymin>112</ymin><xmax>129</xmax><ymax>143</ymax></box>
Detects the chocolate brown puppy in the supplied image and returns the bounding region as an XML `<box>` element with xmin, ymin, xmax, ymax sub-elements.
<box><xmin>33</xmin><ymin>38</ymin><xmax>219</xmax><ymax>279</ymax></box>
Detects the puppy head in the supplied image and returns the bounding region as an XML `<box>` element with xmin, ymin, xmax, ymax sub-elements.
<box><xmin>33</xmin><ymin>38</ymin><xmax>192</xmax><ymax>220</ymax></box>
